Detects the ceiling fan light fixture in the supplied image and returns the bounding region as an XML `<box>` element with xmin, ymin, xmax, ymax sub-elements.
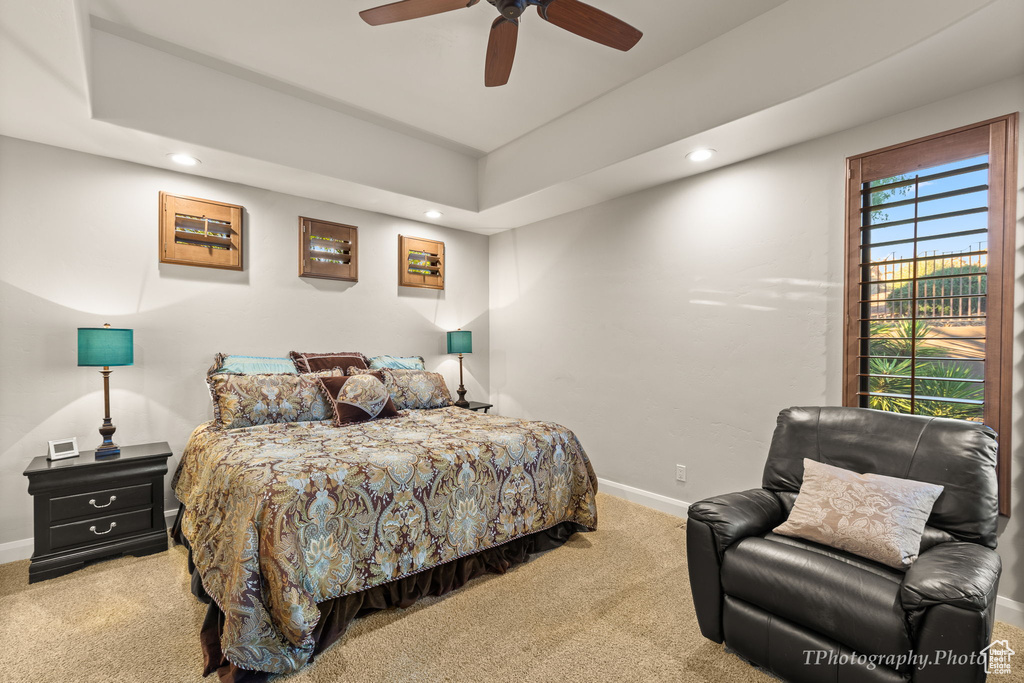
<box><xmin>424</xmin><ymin>210</ymin><xmax>443</xmax><ymax>219</ymax></box>
<box><xmin>169</xmin><ymin>153</ymin><xmax>201</xmax><ymax>166</ymax></box>
<box><xmin>686</xmin><ymin>148</ymin><xmax>716</xmax><ymax>162</ymax></box>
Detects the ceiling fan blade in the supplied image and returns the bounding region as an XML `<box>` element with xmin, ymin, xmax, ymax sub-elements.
<box><xmin>360</xmin><ymin>0</ymin><xmax>479</xmax><ymax>26</ymax></box>
<box><xmin>485</xmin><ymin>17</ymin><xmax>518</xmax><ymax>87</ymax></box>
<box><xmin>537</xmin><ymin>0</ymin><xmax>641</xmax><ymax>51</ymax></box>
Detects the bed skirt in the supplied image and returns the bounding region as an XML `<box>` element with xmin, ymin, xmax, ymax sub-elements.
<box><xmin>171</xmin><ymin>506</ymin><xmax>586</xmax><ymax>682</ymax></box>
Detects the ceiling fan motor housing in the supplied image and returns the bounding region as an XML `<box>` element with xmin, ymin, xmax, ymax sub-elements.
<box><xmin>492</xmin><ymin>0</ymin><xmax>529</xmax><ymax>19</ymax></box>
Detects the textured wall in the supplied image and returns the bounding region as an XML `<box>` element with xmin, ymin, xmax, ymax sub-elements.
<box><xmin>489</xmin><ymin>76</ymin><xmax>1024</xmax><ymax>603</ymax></box>
<box><xmin>0</xmin><ymin>137</ymin><xmax>489</xmax><ymax>546</ymax></box>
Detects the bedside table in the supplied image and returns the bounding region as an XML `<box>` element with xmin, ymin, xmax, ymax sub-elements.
<box><xmin>465</xmin><ymin>401</ymin><xmax>493</xmax><ymax>413</ymax></box>
<box><xmin>23</xmin><ymin>442</ymin><xmax>173</xmax><ymax>583</ymax></box>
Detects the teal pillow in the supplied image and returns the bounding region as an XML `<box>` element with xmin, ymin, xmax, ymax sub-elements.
<box><xmin>368</xmin><ymin>355</ymin><xmax>426</xmax><ymax>370</ymax></box>
<box><xmin>215</xmin><ymin>355</ymin><xmax>298</xmax><ymax>375</ymax></box>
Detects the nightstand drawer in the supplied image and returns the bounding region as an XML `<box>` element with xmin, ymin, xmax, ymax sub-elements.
<box><xmin>50</xmin><ymin>483</ymin><xmax>153</xmax><ymax>523</ymax></box>
<box><xmin>49</xmin><ymin>508</ymin><xmax>153</xmax><ymax>551</ymax></box>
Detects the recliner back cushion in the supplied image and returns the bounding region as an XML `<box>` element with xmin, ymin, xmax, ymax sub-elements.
<box><xmin>763</xmin><ymin>406</ymin><xmax>998</xmax><ymax>548</ymax></box>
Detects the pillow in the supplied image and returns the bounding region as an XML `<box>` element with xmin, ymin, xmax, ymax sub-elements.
<box><xmin>208</xmin><ymin>369</ymin><xmax>341</xmax><ymax>429</ymax></box>
<box><xmin>208</xmin><ymin>353</ymin><xmax>298</xmax><ymax>375</ymax></box>
<box><xmin>773</xmin><ymin>458</ymin><xmax>944</xmax><ymax>569</ymax></box>
<box><xmin>317</xmin><ymin>374</ymin><xmax>400</xmax><ymax>426</ymax></box>
<box><xmin>368</xmin><ymin>354</ymin><xmax>426</xmax><ymax>371</ymax></box>
<box><xmin>289</xmin><ymin>351</ymin><xmax>368</xmax><ymax>373</ymax></box>
<box><xmin>380</xmin><ymin>368</ymin><xmax>453</xmax><ymax>410</ymax></box>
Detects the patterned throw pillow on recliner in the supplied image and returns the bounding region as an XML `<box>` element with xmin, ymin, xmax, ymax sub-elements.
<box><xmin>773</xmin><ymin>458</ymin><xmax>944</xmax><ymax>569</ymax></box>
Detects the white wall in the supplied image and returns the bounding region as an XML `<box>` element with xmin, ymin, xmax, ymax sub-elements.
<box><xmin>0</xmin><ymin>136</ymin><xmax>490</xmax><ymax>548</ymax></box>
<box><xmin>489</xmin><ymin>76</ymin><xmax>1024</xmax><ymax>604</ymax></box>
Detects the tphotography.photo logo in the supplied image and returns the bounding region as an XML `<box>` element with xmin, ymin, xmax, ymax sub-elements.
<box><xmin>803</xmin><ymin>641</ymin><xmax>1015</xmax><ymax>675</ymax></box>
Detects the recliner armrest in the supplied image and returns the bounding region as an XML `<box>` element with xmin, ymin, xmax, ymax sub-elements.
<box><xmin>901</xmin><ymin>542</ymin><xmax>1001</xmax><ymax>614</ymax></box>
<box><xmin>687</xmin><ymin>489</ymin><xmax>784</xmax><ymax>560</ymax></box>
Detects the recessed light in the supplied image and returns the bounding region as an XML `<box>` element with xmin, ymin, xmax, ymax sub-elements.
<box><xmin>168</xmin><ymin>153</ymin><xmax>201</xmax><ymax>166</ymax></box>
<box><xmin>424</xmin><ymin>210</ymin><xmax>443</xmax><ymax>219</ymax></box>
<box><xmin>686</xmin><ymin>148</ymin><xmax>716</xmax><ymax>162</ymax></box>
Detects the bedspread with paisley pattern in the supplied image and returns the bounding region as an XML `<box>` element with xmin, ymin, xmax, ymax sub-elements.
<box><xmin>172</xmin><ymin>407</ymin><xmax>598</xmax><ymax>675</ymax></box>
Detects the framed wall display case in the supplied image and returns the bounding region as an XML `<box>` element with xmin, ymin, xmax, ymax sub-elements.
<box><xmin>159</xmin><ymin>192</ymin><xmax>243</xmax><ymax>270</ymax></box>
<box><xmin>299</xmin><ymin>217</ymin><xmax>358</xmax><ymax>281</ymax></box>
<box><xmin>399</xmin><ymin>235</ymin><xmax>444</xmax><ymax>290</ymax></box>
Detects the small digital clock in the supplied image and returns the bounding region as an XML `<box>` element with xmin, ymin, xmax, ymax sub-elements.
<box><xmin>47</xmin><ymin>437</ymin><xmax>79</xmax><ymax>461</ymax></box>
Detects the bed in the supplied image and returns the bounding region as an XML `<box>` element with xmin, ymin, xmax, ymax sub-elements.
<box><xmin>171</xmin><ymin>402</ymin><xmax>598</xmax><ymax>681</ymax></box>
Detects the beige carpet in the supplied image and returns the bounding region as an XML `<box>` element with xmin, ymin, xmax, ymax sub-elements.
<box><xmin>0</xmin><ymin>493</ymin><xmax>1021</xmax><ymax>682</ymax></box>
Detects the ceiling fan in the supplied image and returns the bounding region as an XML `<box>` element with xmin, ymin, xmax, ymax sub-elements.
<box><xmin>359</xmin><ymin>0</ymin><xmax>642</xmax><ymax>87</ymax></box>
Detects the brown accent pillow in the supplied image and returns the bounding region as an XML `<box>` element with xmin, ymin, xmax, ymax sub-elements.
<box><xmin>289</xmin><ymin>351</ymin><xmax>368</xmax><ymax>373</ymax></box>
<box><xmin>317</xmin><ymin>373</ymin><xmax>399</xmax><ymax>426</ymax></box>
<box><xmin>773</xmin><ymin>459</ymin><xmax>944</xmax><ymax>569</ymax></box>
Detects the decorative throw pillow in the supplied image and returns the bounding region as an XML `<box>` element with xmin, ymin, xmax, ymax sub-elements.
<box><xmin>317</xmin><ymin>374</ymin><xmax>400</xmax><ymax>426</ymax></box>
<box><xmin>208</xmin><ymin>353</ymin><xmax>298</xmax><ymax>375</ymax></box>
<box><xmin>380</xmin><ymin>368</ymin><xmax>453</xmax><ymax>410</ymax></box>
<box><xmin>773</xmin><ymin>458</ymin><xmax>944</xmax><ymax>569</ymax></box>
<box><xmin>368</xmin><ymin>355</ymin><xmax>426</xmax><ymax>371</ymax></box>
<box><xmin>289</xmin><ymin>351</ymin><xmax>368</xmax><ymax>373</ymax></box>
<box><xmin>208</xmin><ymin>369</ymin><xmax>341</xmax><ymax>429</ymax></box>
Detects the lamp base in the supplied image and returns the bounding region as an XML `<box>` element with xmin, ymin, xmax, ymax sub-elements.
<box><xmin>96</xmin><ymin>416</ymin><xmax>119</xmax><ymax>458</ymax></box>
<box><xmin>454</xmin><ymin>385</ymin><xmax>469</xmax><ymax>408</ymax></box>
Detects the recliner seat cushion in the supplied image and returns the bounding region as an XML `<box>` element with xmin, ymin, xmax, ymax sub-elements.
<box><xmin>763</xmin><ymin>533</ymin><xmax>904</xmax><ymax>583</ymax></box>
<box><xmin>721</xmin><ymin>535</ymin><xmax>911</xmax><ymax>659</ymax></box>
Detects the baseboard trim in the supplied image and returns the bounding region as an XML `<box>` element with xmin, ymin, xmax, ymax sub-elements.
<box><xmin>0</xmin><ymin>537</ymin><xmax>34</xmax><ymax>565</ymax></box>
<box><xmin>0</xmin><ymin>509</ymin><xmax>179</xmax><ymax>564</ymax></box>
<box><xmin>997</xmin><ymin>595</ymin><xmax>1024</xmax><ymax>629</ymax></box>
<box><xmin>597</xmin><ymin>476</ymin><xmax>1024</xmax><ymax>630</ymax></box>
<box><xmin>597</xmin><ymin>477</ymin><xmax>690</xmax><ymax>519</ymax></box>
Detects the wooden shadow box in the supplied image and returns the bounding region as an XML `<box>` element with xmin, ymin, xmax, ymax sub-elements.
<box><xmin>399</xmin><ymin>235</ymin><xmax>444</xmax><ymax>290</ymax></box>
<box><xmin>299</xmin><ymin>217</ymin><xmax>358</xmax><ymax>281</ymax></box>
<box><xmin>159</xmin><ymin>192</ymin><xmax>243</xmax><ymax>270</ymax></box>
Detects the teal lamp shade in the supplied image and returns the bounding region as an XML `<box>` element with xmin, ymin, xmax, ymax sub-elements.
<box><xmin>447</xmin><ymin>330</ymin><xmax>472</xmax><ymax>354</ymax></box>
<box><xmin>78</xmin><ymin>327</ymin><xmax>134</xmax><ymax>367</ymax></box>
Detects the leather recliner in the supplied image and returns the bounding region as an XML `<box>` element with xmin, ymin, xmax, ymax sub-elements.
<box><xmin>687</xmin><ymin>406</ymin><xmax>1002</xmax><ymax>683</ymax></box>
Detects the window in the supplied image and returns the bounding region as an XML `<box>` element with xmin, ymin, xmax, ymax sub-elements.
<box><xmin>844</xmin><ymin>114</ymin><xmax>1018</xmax><ymax>516</ymax></box>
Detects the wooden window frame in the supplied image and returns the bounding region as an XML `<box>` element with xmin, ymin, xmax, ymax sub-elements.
<box><xmin>844</xmin><ymin>113</ymin><xmax>1018</xmax><ymax>517</ymax></box>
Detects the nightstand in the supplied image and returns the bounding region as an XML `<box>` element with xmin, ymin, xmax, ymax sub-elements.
<box><xmin>23</xmin><ymin>442</ymin><xmax>173</xmax><ymax>583</ymax></box>
<box><xmin>465</xmin><ymin>401</ymin><xmax>493</xmax><ymax>413</ymax></box>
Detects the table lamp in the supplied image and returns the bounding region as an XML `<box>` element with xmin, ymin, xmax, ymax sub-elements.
<box><xmin>446</xmin><ymin>329</ymin><xmax>472</xmax><ymax>408</ymax></box>
<box><xmin>78</xmin><ymin>324</ymin><xmax>133</xmax><ymax>457</ymax></box>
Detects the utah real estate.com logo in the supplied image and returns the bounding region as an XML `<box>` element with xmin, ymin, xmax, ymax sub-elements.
<box><xmin>983</xmin><ymin>640</ymin><xmax>1015</xmax><ymax>675</ymax></box>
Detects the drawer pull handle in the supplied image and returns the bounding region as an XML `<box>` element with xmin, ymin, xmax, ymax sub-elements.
<box><xmin>88</xmin><ymin>495</ymin><xmax>117</xmax><ymax>509</ymax></box>
<box><xmin>89</xmin><ymin>522</ymin><xmax>117</xmax><ymax>535</ymax></box>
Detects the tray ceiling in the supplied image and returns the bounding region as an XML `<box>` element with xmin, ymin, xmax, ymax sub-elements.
<box><xmin>1</xmin><ymin>0</ymin><xmax>1021</xmax><ymax>233</ymax></box>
